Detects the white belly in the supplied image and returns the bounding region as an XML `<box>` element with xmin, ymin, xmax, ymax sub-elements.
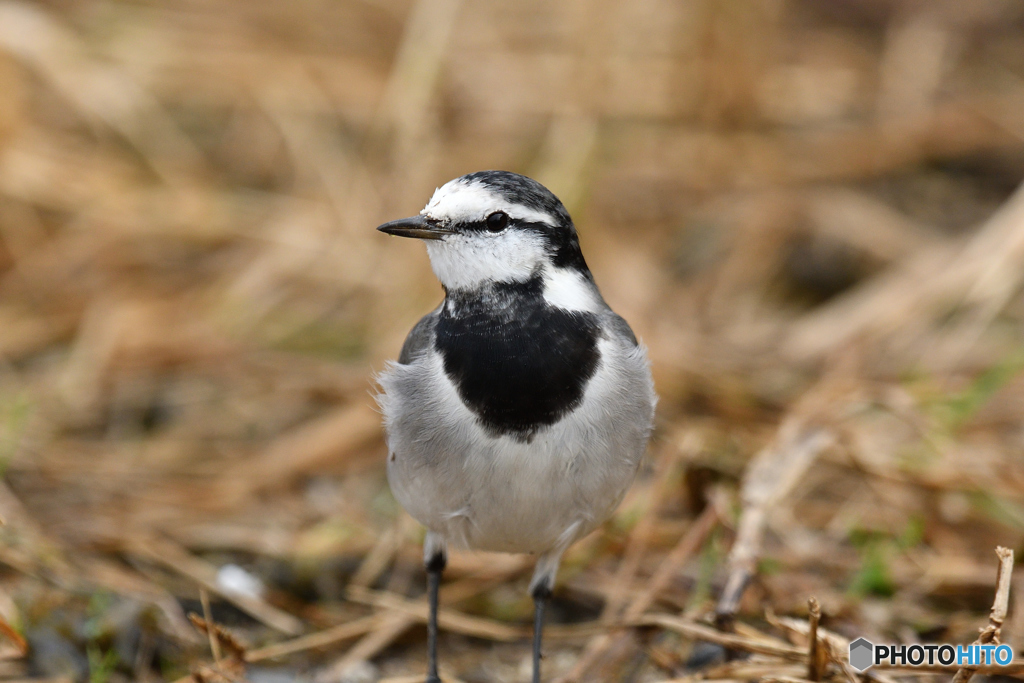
<box><xmin>377</xmin><ymin>338</ymin><xmax>655</xmax><ymax>555</ymax></box>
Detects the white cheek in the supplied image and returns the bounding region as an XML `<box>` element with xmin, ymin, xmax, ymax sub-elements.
<box><xmin>425</xmin><ymin>231</ymin><xmax>547</xmax><ymax>290</ymax></box>
<box><xmin>542</xmin><ymin>267</ymin><xmax>601</xmax><ymax>313</ymax></box>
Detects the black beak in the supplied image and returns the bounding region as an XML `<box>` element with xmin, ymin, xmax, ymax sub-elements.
<box><xmin>376</xmin><ymin>215</ymin><xmax>451</xmax><ymax>240</ymax></box>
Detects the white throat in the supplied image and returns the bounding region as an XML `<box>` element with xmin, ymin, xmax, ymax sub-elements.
<box><xmin>424</xmin><ymin>231</ymin><xmax>545</xmax><ymax>290</ymax></box>
<box><xmin>425</xmin><ymin>238</ymin><xmax>601</xmax><ymax>313</ymax></box>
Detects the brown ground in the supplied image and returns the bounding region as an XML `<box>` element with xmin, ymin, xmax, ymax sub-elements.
<box><xmin>1</xmin><ymin>0</ymin><xmax>1024</xmax><ymax>681</ymax></box>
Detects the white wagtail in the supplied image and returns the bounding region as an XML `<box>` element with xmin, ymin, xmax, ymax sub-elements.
<box><xmin>376</xmin><ymin>171</ymin><xmax>656</xmax><ymax>683</ymax></box>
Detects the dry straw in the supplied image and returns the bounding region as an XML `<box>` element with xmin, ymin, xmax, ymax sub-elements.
<box><xmin>0</xmin><ymin>0</ymin><xmax>1020</xmax><ymax>680</ymax></box>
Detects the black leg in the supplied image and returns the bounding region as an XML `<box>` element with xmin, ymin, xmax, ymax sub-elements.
<box><xmin>531</xmin><ymin>582</ymin><xmax>552</xmax><ymax>683</ymax></box>
<box><xmin>426</xmin><ymin>552</ymin><xmax>446</xmax><ymax>683</ymax></box>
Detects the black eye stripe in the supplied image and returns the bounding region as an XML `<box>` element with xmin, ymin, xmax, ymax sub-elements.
<box><xmin>443</xmin><ymin>216</ymin><xmax>557</xmax><ymax>234</ymax></box>
<box><xmin>476</xmin><ymin>217</ymin><xmax>552</xmax><ymax>230</ymax></box>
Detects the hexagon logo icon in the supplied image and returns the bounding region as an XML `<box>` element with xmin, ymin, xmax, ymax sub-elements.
<box><xmin>849</xmin><ymin>637</ymin><xmax>874</xmax><ymax>672</ymax></box>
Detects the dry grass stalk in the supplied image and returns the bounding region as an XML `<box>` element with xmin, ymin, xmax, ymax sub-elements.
<box><xmin>189</xmin><ymin>662</ymin><xmax>248</xmax><ymax>683</ymax></box>
<box><xmin>786</xmin><ymin>179</ymin><xmax>1024</xmax><ymax>366</ymax></box>
<box><xmin>131</xmin><ymin>538</ymin><xmax>304</xmax><ymax>635</ymax></box>
<box><xmin>316</xmin><ymin>570</ymin><xmax>564</xmax><ymax>682</ymax></box>
<box><xmin>346</xmin><ymin>585</ymin><xmax>523</xmax><ymax>642</ymax></box>
<box><xmin>677</xmin><ymin>660</ymin><xmax>810</xmax><ymax>681</ymax></box>
<box><xmin>0</xmin><ymin>480</ymin><xmax>75</xmax><ymax>584</ymax></box>
<box><xmin>951</xmin><ymin>546</ymin><xmax>1014</xmax><ymax>683</ymax></box>
<box><xmin>558</xmin><ymin>504</ymin><xmax>719</xmax><ymax>682</ymax></box>
<box><xmin>806</xmin><ymin>597</ymin><xmax>822</xmax><ymax>682</ymax></box>
<box><xmin>378</xmin><ymin>672</ymin><xmax>468</xmax><ymax>683</ymax></box>
<box><xmin>79</xmin><ymin>555</ymin><xmax>200</xmax><ymax>643</ymax></box>
<box><xmin>636</xmin><ymin>614</ymin><xmax>806</xmax><ymax>662</ymax></box>
<box><xmin>229</xmin><ymin>401</ymin><xmax>382</xmax><ymax>500</ymax></box>
<box><xmin>645</xmin><ymin>606</ymin><xmax>1024</xmax><ymax>680</ymax></box>
<box><xmin>716</xmin><ymin>420</ymin><xmax>835</xmax><ymax>626</ymax></box>
<box><xmin>0</xmin><ymin>0</ymin><xmax>1022</xmax><ymax>679</ymax></box>
<box><xmin>189</xmin><ymin>613</ymin><xmax>248</xmax><ymax>665</ymax></box>
<box><xmin>629</xmin><ymin>505</ymin><xmax>721</xmax><ymax>620</ymax></box>
<box><xmin>315</xmin><ymin>611</ymin><xmax>415</xmax><ymax>683</ymax></box>
<box><xmin>877</xmin><ymin>663</ymin><xmax>1024</xmax><ymax>676</ymax></box>
<box><xmin>0</xmin><ymin>3</ymin><xmax>205</xmax><ymax>181</ymax></box>
<box><xmin>245</xmin><ymin>615</ymin><xmax>384</xmax><ymax>663</ymax></box>
<box><xmin>599</xmin><ymin>448</ymin><xmax>682</xmax><ymax>623</ymax></box>
<box><xmin>199</xmin><ymin>589</ymin><xmax>222</xmax><ymax>663</ymax></box>
<box><xmin>348</xmin><ymin>517</ymin><xmax>408</xmax><ymax>590</ymax></box>
<box><xmin>0</xmin><ymin>612</ymin><xmax>26</xmax><ymax>659</ymax></box>
<box><xmin>772</xmin><ymin>605</ymin><xmax>884</xmax><ymax>683</ymax></box>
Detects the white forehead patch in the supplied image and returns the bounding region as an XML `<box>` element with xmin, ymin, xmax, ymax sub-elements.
<box><xmin>421</xmin><ymin>178</ymin><xmax>556</xmax><ymax>227</ymax></box>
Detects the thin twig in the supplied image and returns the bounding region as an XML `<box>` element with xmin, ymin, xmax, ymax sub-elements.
<box><xmin>188</xmin><ymin>614</ymin><xmax>247</xmax><ymax>662</ymax></box>
<box><xmin>200</xmin><ymin>589</ymin><xmax>221</xmax><ymax>664</ymax></box>
<box><xmin>315</xmin><ymin>611</ymin><xmax>415</xmax><ymax>683</ymax></box>
<box><xmin>557</xmin><ymin>505</ymin><xmax>719</xmax><ymax>682</ymax></box>
<box><xmin>952</xmin><ymin>546</ymin><xmax>1014</xmax><ymax>683</ymax></box>
<box><xmin>130</xmin><ymin>537</ymin><xmax>304</xmax><ymax>635</ymax></box>
<box><xmin>636</xmin><ymin>614</ymin><xmax>807</xmax><ymax>661</ymax></box>
<box><xmin>806</xmin><ymin>597</ymin><xmax>822</xmax><ymax>682</ymax></box>
<box><xmin>0</xmin><ymin>611</ymin><xmax>27</xmax><ymax>659</ymax></box>
<box><xmin>716</xmin><ymin>422</ymin><xmax>834</xmax><ymax>627</ymax></box>
<box><xmin>246</xmin><ymin>614</ymin><xmax>384</xmax><ymax>663</ymax></box>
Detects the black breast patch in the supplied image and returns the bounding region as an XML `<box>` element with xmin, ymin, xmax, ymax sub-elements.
<box><xmin>435</xmin><ymin>278</ymin><xmax>601</xmax><ymax>442</ymax></box>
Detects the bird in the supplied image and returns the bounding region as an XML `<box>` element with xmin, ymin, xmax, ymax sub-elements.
<box><xmin>375</xmin><ymin>170</ymin><xmax>656</xmax><ymax>683</ymax></box>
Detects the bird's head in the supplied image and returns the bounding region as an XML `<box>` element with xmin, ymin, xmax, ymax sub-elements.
<box><xmin>378</xmin><ymin>171</ymin><xmax>594</xmax><ymax>302</ymax></box>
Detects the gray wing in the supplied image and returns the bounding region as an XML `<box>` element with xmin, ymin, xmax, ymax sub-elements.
<box><xmin>398</xmin><ymin>307</ymin><xmax>440</xmax><ymax>364</ymax></box>
<box><xmin>589</xmin><ymin>280</ymin><xmax>639</xmax><ymax>347</ymax></box>
<box><xmin>603</xmin><ymin>311</ymin><xmax>639</xmax><ymax>347</ymax></box>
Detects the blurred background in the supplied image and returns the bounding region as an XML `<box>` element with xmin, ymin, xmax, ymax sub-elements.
<box><xmin>1</xmin><ymin>0</ymin><xmax>1024</xmax><ymax>681</ymax></box>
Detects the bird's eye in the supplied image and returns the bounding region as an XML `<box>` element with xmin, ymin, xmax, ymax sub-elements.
<box><xmin>485</xmin><ymin>211</ymin><xmax>509</xmax><ymax>232</ymax></box>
